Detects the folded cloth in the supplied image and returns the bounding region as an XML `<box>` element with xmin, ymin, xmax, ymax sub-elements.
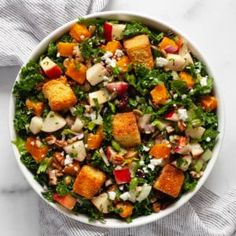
<box><xmin>39</xmin><ymin>187</ymin><xmax>236</xmax><ymax>236</ymax></box>
<box><xmin>0</xmin><ymin>0</ymin><xmax>109</xmax><ymax>67</ymax></box>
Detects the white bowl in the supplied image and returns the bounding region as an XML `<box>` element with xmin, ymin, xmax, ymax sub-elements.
<box><xmin>9</xmin><ymin>11</ymin><xmax>224</xmax><ymax>228</ymax></box>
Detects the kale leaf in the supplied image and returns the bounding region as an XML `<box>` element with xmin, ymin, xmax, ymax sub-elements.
<box><xmin>42</xmin><ymin>190</ymin><xmax>54</xmax><ymax>202</ymax></box>
<box><xmin>13</xmin><ymin>61</ymin><xmax>44</xmax><ymax>98</ymax></box>
<box><xmin>73</xmin><ymin>196</ymin><xmax>104</xmax><ymax>222</ymax></box>
<box><xmin>20</xmin><ymin>153</ymin><xmax>39</xmax><ymax>174</ymax></box>
<box><xmin>91</xmin><ymin>150</ymin><xmax>114</xmax><ymax>175</ymax></box>
<box><xmin>122</xmin><ymin>22</ymin><xmax>163</xmax><ymax>44</ymax></box>
<box><xmin>127</xmin><ymin>65</ymin><xmax>171</xmax><ymax>96</ymax></box>
<box><xmin>14</xmin><ymin>99</ymin><xmax>32</xmax><ymax>138</ymax></box>
<box><xmin>183</xmin><ymin>172</ymin><xmax>197</xmax><ymax>192</ymax></box>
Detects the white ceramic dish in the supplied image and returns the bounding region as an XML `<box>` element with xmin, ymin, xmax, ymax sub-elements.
<box><xmin>9</xmin><ymin>11</ymin><xmax>224</xmax><ymax>228</ymax></box>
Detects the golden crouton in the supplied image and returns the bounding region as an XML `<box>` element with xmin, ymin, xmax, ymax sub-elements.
<box><xmin>153</xmin><ymin>164</ymin><xmax>185</xmax><ymax>198</ymax></box>
<box><xmin>42</xmin><ymin>76</ymin><xmax>77</xmax><ymax>111</ymax></box>
<box><xmin>73</xmin><ymin>165</ymin><xmax>106</xmax><ymax>199</ymax></box>
<box><xmin>124</xmin><ymin>34</ymin><xmax>154</xmax><ymax>69</ymax></box>
<box><xmin>112</xmin><ymin>112</ymin><xmax>141</xmax><ymax>148</ymax></box>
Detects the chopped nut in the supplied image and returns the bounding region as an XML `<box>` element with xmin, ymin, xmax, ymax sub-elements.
<box><xmin>177</xmin><ymin>121</ymin><xmax>186</xmax><ymax>132</ymax></box>
<box><xmin>111</xmin><ymin>154</ymin><xmax>124</xmax><ymax>165</ymax></box>
<box><xmin>55</xmin><ymin>139</ymin><xmax>68</xmax><ymax>148</ymax></box>
<box><xmin>64</xmin><ymin>176</ymin><xmax>72</xmax><ymax>185</ymax></box>
<box><xmin>88</xmin><ymin>25</ymin><xmax>96</xmax><ymax>35</ymax></box>
<box><xmin>108</xmin><ymin>184</ymin><xmax>118</xmax><ymax>192</ymax></box>
<box><xmin>48</xmin><ymin>169</ymin><xmax>63</xmax><ymax>185</ymax></box>
<box><xmin>190</xmin><ymin>171</ymin><xmax>203</xmax><ymax>179</ymax></box>
<box><xmin>152</xmin><ymin>202</ymin><xmax>161</xmax><ymax>213</ymax></box>
<box><xmin>63</xmin><ymin>162</ymin><xmax>80</xmax><ymax>176</ymax></box>
<box><xmin>54</xmin><ymin>152</ymin><xmax>65</xmax><ymax>166</ymax></box>
<box><xmin>45</xmin><ymin>135</ymin><xmax>57</xmax><ymax>145</ymax></box>
<box><xmin>124</xmin><ymin>150</ymin><xmax>138</xmax><ymax>159</ymax></box>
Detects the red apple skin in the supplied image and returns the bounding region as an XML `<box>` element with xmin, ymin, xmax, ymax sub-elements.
<box><xmin>45</xmin><ymin>65</ymin><xmax>62</xmax><ymax>79</ymax></box>
<box><xmin>53</xmin><ymin>193</ymin><xmax>77</xmax><ymax>210</ymax></box>
<box><xmin>113</xmin><ymin>168</ymin><xmax>131</xmax><ymax>185</ymax></box>
<box><xmin>105</xmin><ymin>146</ymin><xmax>117</xmax><ymax>160</ymax></box>
<box><xmin>103</xmin><ymin>22</ymin><xmax>113</xmax><ymax>41</ymax></box>
<box><xmin>164</xmin><ymin>110</ymin><xmax>179</xmax><ymax>121</ymax></box>
<box><xmin>106</xmin><ymin>82</ymin><xmax>129</xmax><ymax>96</ymax></box>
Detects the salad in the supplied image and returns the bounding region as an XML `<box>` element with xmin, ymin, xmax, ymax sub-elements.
<box><xmin>13</xmin><ymin>18</ymin><xmax>219</xmax><ymax>222</ymax></box>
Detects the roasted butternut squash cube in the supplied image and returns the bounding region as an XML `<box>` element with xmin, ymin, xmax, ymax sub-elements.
<box><xmin>200</xmin><ymin>96</ymin><xmax>217</xmax><ymax>111</ymax></box>
<box><xmin>124</xmin><ymin>34</ymin><xmax>154</xmax><ymax>69</ymax></box>
<box><xmin>69</xmin><ymin>24</ymin><xmax>91</xmax><ymax>42</ymax></box>
<box><xmin>116</xmin><ymin>56</ymin><xmax>130</xmax><ymax>73</ymax></box>
<box><xmin>150</xmin><ymin>83</ymin><xmax>169</xmax><ymax>105</ymax></box>
<box><xmin>149</xmin><ymin>143</ymin><xmax>171</xmax><ymax>159</ymax></box>
<box><xmin>57</xmin><ymin>42</ymin><xmax>77</xmax><ymax>57</ymax></box>
<box><xmin>65</xmin><ymin>59</ymin><xmax>87</xmax><ymax>84</ymax></box>
<box><xmin>73</xmin><ymin>165</ymin><xmax>106</xmax><ymax>199</ymax></box>
<box><xmin>179</xmin><ymin>71</ymin><xmax>195</xmax><ymax>89</ymax></box>
<box><xmin>42</xmin><ymin>76</ymin><xmax>77</xmax><ymax>111</ymax></box>
<box><xmin>103</xmin><ymin>40</ymin><xmax>122</xmax><ymax>54</ymax></box>
<box><xmin>112</xmin><ymin>112</ymin><xmax>141</xmax><ymax>148</ymax></box>
<box><xmin>153</xmin><ymin>164</ymin><xmax>185</xmax><ymax>198</ymax></box>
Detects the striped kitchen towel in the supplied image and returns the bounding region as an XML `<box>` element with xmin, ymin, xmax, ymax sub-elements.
<box><xmin>39</xmin><ymin>186</ymin><xmax>236</xmax><ymax>236</ymax></box>
<box><xmin>0</xmin><ymin>0</ymin><xmax>109</xmax><ymax>66</ymax></box>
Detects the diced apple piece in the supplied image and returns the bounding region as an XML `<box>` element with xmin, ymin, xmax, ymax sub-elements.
<box><xmin>86</xmin><ymin>63</ymin><xmax>107</xmax><ymax>86</ymax></box>
<box><xmin>89</xmin><ymin>89</ymin><xmax>109</xmax><ymax>106</ymax></box>
<box><xmin>136</xmin><ymin>185</ymin><xmax>152</xmax><ymax>202</ymax></box>
<box><xmin>164</xmin><ymin>110</ymin><xmax>179</xmax><ymax>121</ymax></box>
<box><xmin>91</xmin><ymin>192</ymin><xmax>111</xmax><ymax>213</ymax></box>
<box><xmin>41</xmin><ymin>111</ymin><xmax>66</xmax><ymax>133</ymax></box>
<box><xmin>53</xmin><ymin>193</ymin><xmax>77</xmax><ymax>210</ymax></box>
<box><xmin>64</xmin><ymin>140</ymin><xmax>86</xmax><ymax>162</ymax></box>
<box><xmin>113</xmin><ymin>168</ymin><xmax>131</xmax><ymax>185</ymax></box>
<box><xmin>103</xmin><ymin>22</ymin><xmax>113</xmax><ymax>41</ymax></box>
<box><xmin>106</xmin><ymin>82</ymin><xmax>128</xmax><ymax>96</ymax></box>
<box><xmin>29</xmin><ymin>116</ymin><xmax>43</xmax><ymax>134</ymax></box>
<box><xmin>71</xmin><ymin>117</ymin><xmax>84</xmax><ymax>132</ymax></box>
<box><xmin>40</xmin><ymin>57</ymin><xmax>62</xmax><ymax>79</ymax></box>
<box><xmin>172</xmin><ymin>155</ymin><xmax>192</xmax><ymax>171</ymax></box>
<box><xmin>165</xmin><ymin>54</ymin><xmax>186</xmax><ymax>71</ymax></box>
<box><xmin>112</xmin><ymin>24</ymin><xmax>126</xmax><ymax>40</ymax></box>
<box><xmin>185</xmin><ymin>126</ymin><xmax>206</xmax><ymax>139</ymax></box>
<box><xmin>190</xmin><ymin>143</ymin><xmax>204</xmax><ymax>157</ymax></box>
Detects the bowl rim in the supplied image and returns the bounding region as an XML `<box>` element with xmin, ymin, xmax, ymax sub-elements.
<box><xmin>9</xmin><ymin>10</ymin><xmax>225</xmax><ymax>228</ymax></box>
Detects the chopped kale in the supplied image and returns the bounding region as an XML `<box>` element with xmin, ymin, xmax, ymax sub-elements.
<box><xmin>42</xmin><ymin>190</ymin><xmax>54</xmax><ymax>202</ymax></box>
<box><xmin>13</xmin><ymin>61</ymin><xmax>44</xmax><ymax>98</ymax></box>
<box><xmin>133</xmin><ymin>198</ymin><xmax>152</xmax><ymax>218</ymax></box>
<box><xmin>14</xmin><ymin>99</ymin><xmax>32</xmax><ymax>138</ymax></box>
<box><xmin>47</xmin><ymin>42</ymin><xmax>57</xmax><ymax>58</ymax></box>
<box><xmin>73</xmin><ymin>196</ymin><xmax>104</xmax><ymax>222</ymax></box>
<box><xmin>20</xmin><ymin>153</ymin><xmax>39</xmax><ymax>174</ymax></box>
<box><xmin>171</xmin><ymin>80</ymin><xmax>188</xmax><ymax>95</ymax></box>
<box><xmin>56</xmin><ymin>181</ymin><xmax>72</xmax><ymax>196</ymax></box>
<box><xmin>122</xmin><ymin>22</ymin><xmax>163</xmax><ymax>44</ymax></box>
<box><xmin>183</xmin><ymin>172</ymin><xmax>197</xmax><ymax>192</ymax></box>
<box><xmin>91</xmin><ymin>150</ymin><xmax>114</xmax><ymax>175</ymax></box>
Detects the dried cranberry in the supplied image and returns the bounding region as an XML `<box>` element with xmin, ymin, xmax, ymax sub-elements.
<box><xmin>136</xmin><ymin>169</ymin><xmax>145</xmax><ymax>178</ymax></box>
<box><xmin>117</xmin><ymin>95</ymin><xmax>128</xmax><ymax>111</ymax></box>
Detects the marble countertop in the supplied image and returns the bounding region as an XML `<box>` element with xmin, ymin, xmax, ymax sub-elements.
<box><xmin>1</xmin><ymin>0</ymin><xmax>236</xmax><ymax>235</ymax></box>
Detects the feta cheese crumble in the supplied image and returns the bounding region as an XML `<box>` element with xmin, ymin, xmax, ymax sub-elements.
<box><xmin>178</xmin><ymin>108</ymin><xmax>188</xmax><ymax>121</ymax></box>
<box><xmin>120</xmin><ymin>192</ymin><xmax>130</xmax><ymax>201</ymax></box>
<box><xmin>200</xmin><ymin>76</ymin><xmax>208</xmax><ymax>87</ymax></box>
<box><xmin>64</xmin><ymin>155</ymin><xmax>73</xmax><ymax>165</ymax></box>
<box><xmin>206</xmin><ymin>137</ymin><xmax>211</xmax><ymax>142</ymax></box>
<box><xmin>108</xmin><ymin>191</ymin><xmax>116</xmax><ymax>201</ymax></box>
<box><xmin>155</xmin><ymin>57</ymin><xmax>168</xmax><ymax>67</ymax></box>
<box><xmin>114</xmin><ymin>49</ymin><xmax>124</xmax><ymax>58</ymax></box>
<box><xmin>150</xmin><ymin>158</ymin><xmax>163</xmax><ymax>166</ymax></box>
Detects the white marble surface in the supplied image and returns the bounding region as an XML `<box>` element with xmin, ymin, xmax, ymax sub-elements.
<box><xmin>1</xmin><ymin>0</ymin><xmax>236</xmax><ymax>235</ymax></box>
